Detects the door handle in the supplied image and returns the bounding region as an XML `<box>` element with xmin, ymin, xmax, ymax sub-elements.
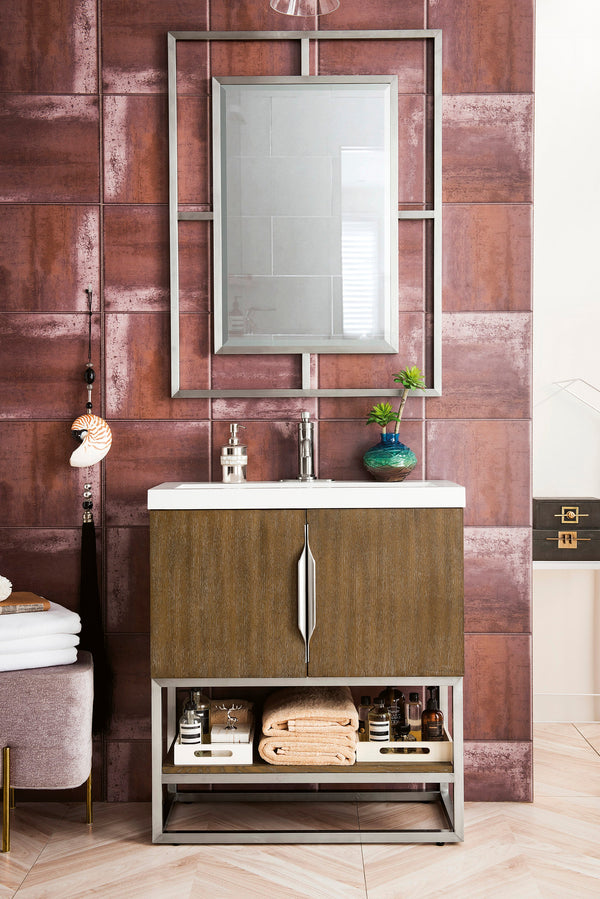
<box><xmin>306</xmin><ymin>530</ymin><xmax>316</xmax><ymax>662</ymax></box>
<box><xmin>297</xmin><ymin>527</ymin><xmax>308</xmax><ymax>662</ymax></box>
<box><xmin>297</xmin><ymin>523</ymin><xmax>316</xmax><ymax>664</ymax></box>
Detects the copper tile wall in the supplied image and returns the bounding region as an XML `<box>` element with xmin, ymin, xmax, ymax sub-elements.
<box><xmin>0</xmin><ymin>0</ymin><xmax>534</xmax><ymax>802</ymax></box>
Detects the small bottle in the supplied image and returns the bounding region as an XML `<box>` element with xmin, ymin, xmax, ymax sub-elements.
<box><xmin>397</xmin><ymin>723</ymin><xmax>416</xmax><ymax>742</ymax></box>
<box><xmin>179</xmin><ymin>707</ymin><xmax>202</xmax><ymax>744</ymax></box>
<box><xmin>190</xmin><ymin>690</ymin><xmax>212</xmax><ymax>744</ymax></box>
<box><xmin>421</xmin><ymin>686</ymin><xmax>444</xmax><ymax>742</ymax></box>
<box><xmin>378</xmin><ymin>687</ymin><xmax>404</xmax><ymax>740</ymax></box>
<box><xmin>368</xmin><ymin>698</ymin><xmax>391</xmax><ymax>742</ymax></box>
<box><xmin>405</xmin><ymin>692</ymin><xmax>423</xmax><ymax>741</ymax></box>
<box><xmin>357</xmin><ymin>695</ymin><xmax>372</xmax><ymax>742</ymax></box>
<box><xmin>221</xmin><ymin>423</ymin><xmax>247</xmax><ymax>484</ymax></box>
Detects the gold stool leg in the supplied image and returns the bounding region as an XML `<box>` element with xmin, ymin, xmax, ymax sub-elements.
<box><xmin>85</xmin><ymin>771</ymin><xmax>93</xmax><ymax>825</ymax></box>
<box><xmin>2</xmin><ymin>746</ymin><xmax>10</xmax><ymax>853</ymax></box>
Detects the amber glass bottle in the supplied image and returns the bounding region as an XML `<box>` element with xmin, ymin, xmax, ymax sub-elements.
<box><xmin>421</xmin><ymin>686</ymin><xmax>444</xmax><ymax>741</ymax></box>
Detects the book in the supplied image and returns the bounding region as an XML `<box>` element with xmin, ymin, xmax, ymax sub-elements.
<box><xmin>0</xmin><ymin>591</ymin><xmax>51</xmax><ymax>615</ymax></box>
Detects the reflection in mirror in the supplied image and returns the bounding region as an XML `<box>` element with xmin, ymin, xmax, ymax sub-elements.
<box><xmin>213</xmin><ymin>77</ymin><xmax>399</xmax><ymax>355</ymax></box>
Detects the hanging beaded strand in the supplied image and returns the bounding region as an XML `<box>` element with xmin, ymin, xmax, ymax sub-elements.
<box><xmin>85</xmin><ymin>285</ymin><xmax>95</xmax><ymax>415</ymax></box>
<box><xmin>83</xmin><ymin>287</ymin><xmax>95</xmax><ymax>524</ymax></box>
<box><xmin>70</xmin><ymin>287</ymin><xmax>112</xmax><ymax>470</ymax></box>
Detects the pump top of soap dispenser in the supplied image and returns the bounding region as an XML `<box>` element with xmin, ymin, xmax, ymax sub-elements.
<box><xmin>228</xmin><ymin>423</ymin><xmax>245</xmax><ymax>444</ymax></box>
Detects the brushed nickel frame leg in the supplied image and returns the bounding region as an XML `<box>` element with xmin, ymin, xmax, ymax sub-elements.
<box><xmin>2</xmin><ymin>747</ymin><xmax>10</xmax><ymax>852</ymax></box>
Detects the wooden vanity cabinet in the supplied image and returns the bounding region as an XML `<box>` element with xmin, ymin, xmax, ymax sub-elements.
<box><xmin>149</xmin><ymin>482</ymin><xmax>465</xmax><ymax>845</ymax></box>
<box><xmin>150</xmin><ymin>506</ymin><xmax>463</xmax><ymax>680</ymax></box>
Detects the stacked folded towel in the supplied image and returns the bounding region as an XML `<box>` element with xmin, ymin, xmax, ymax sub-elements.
<box><xmin>0</xmin><ymin>601</ymin><xmax>81</xmax><ymax>671</ymax></box>
<box><xmin>258</xmin><ymin>685</ymin><xmax>358</xmax><ymax>766</ymax></box>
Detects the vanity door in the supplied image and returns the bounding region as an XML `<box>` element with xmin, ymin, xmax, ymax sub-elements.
<box><xmin>306</xmin><ymin>508</ymin><xmax>464</xmax><ymax>678</ymax></box>
<box><xmin>150</xmin><ymin>509</ymin><xmax>307</xmax><ymax>678</ymax></box>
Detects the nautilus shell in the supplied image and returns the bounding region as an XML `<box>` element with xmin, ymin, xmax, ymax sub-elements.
<box><xmin>70</xmin><ymin>414</ymin><xmax>113</xmax><ymax>467</ymax></box>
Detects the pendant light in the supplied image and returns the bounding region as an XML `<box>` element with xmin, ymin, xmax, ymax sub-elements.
<box><xmin>270</xmin><ymin>0</ymin><xmax>340</xmax><ymax>15</ymax></box>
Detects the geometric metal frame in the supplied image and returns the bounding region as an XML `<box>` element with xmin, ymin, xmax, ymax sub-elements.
<box><xmin>168</xmin><ymin>30</ymin><xmax>442</xmax><ymax>399</ymax></box>
<box><xmin>151</xmin><ymin>675</ymin><xmax>464</xmax><ymax>844</ymax></box>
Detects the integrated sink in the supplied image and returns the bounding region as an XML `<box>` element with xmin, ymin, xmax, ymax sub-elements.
<box><xmin>149</xmin><ymin>480</ymin><xmax>466</xmax><ymax>511</ymax></box>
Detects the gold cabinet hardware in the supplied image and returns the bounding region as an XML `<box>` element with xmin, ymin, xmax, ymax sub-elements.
<box><xmin>553</xmin><ymin>506</ymin><xmax>589</xmax><ymax>524</ymax></box>
<box><xmin>546</xmin><ymin>531</ymin><xmax>592</xmax><ymax>548</ymax></box>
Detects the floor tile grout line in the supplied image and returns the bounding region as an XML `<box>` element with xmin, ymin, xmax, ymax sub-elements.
<box><xmin>573</xmin><ymin>723</ymin><xmax>600</xmax><ymax>760</ymax></box>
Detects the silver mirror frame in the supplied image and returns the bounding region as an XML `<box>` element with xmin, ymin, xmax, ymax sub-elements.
<box><xmin>168</xmin><ymin>30</ymin><xmax>442</xmax><ymax>398</ymax></box>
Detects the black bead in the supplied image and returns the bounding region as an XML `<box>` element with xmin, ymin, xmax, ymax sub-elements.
<box><xmin>82</xmin><ymin>500</ymin><xmax>93</xmax><ymax>510</ymax></box>
<box><xmin>85</xmin><ymin>368</ymin><xmax>95</xmax><ymax>384</ymax></box>
<box><xmin>86</xmin><ymin>402</ymin><xmax>93</xmax><ymax>410</ymax></box>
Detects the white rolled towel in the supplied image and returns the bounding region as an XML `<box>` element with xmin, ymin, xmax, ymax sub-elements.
<box><xmin>0</xmin><ymin>575</ymin><xmax>12</xmax><ymax>601</ymax></box>
<box><xmin>0</xmin><ymin>633</ymin><xmax>80</xmax><ymax>654</ymax></box>
<box><xmin>0</xmin><ymin>601</ymin><xmax>81</xmax><ymax>639</ymax></box>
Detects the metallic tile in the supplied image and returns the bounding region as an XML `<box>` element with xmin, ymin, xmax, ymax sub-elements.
<box><xmin>398</xmin><ymin>219</ymin><xmax>426</xmax><ymax>313</ymax></box>
<box><xmin>398</xmin><ymin>95</ymin><xmax>426</xmax><ymax>205</ymax></box>
<box><xmin>0</xmin><ymin>528</ymin><xmax>84</xmax><ymax>610</ymax></box>
<box><xmin>105</xmin><ymin>312</ymin><xmax>209</xmax><ymax>418</ymax></box>
<box><xmin>0</xmin><ymin>206</ymin><xmax>99</xmax><ymax>313</ymax></box>
<box><xmin>0</xmin><ymin>422</ymin><xmax>100</xmax><ymax>528</ymax></box>
<box><xmin>0</xmin><ymin>314</ymin><xmax>99</xmax><ymax>419</ymax></box>
<box><xmin>104</xmin><ymin>421</ymin><xmax>210</xmax><ymax>526</ymax></box>
<box><xmin>176</xmin><ymin>96</ymin><xmax>211</xmax><ymax>206</ymax></box>
<box><xmin>318</xmin><ymin>313</ymin><xmax>424</xmax><ymax>389</ymax></box>
<box><xmin>426</xmin><ymin>419</ymin><xmax>531</xmax><ymax>528</ymax></box>
<box><xmin>443</xmin><ymin>205</ymin><xmax>532</xmax><ymax>312</ymax></box>
<box><xmin>429</xmin><ymin>0</ymin><xmax>534</xmax><ymax>93</ymax></box>
<box><xmin>465</xmin><ymin>741</ymin><xmax>532</xmax><ymax>802</ymax></box>
<box><xmin>105</xmin><ymin>527</ymin><xmax>151</xmax><ymax>634</ymax></box>
<box><xmin>102</xmin><ymin>0</ymin><xmax>209</xmax><ymax>93</ymax></box>
<box><xmin>464</xmin><ymin>527</ymin><xmax>532</xmax><ymax>634</ymax></box>
<box><xmin>103</xmin><ymin>96</ymin><xmax>168</xmax><ymax>204</ymax></box>
<box><xmin>426</xmin><ymin>313</ymin><xmax>531</xmax><ymax>419</ymax></box>
<box><xmin>210</xmin><ymin>39</ymin><xmax>301</xmax><ymax>78</ymax></box>
<box><xmin>106</xmin><ymin>635</ymin><xmax>151</xmax><ymax>741</ymax></box>
<box><xmin>321</xmin><ymin>0</ymin><xmax>425</xmax><ymax>29</ymax></box>
<box><xmin>210</xmin><ymin>4</ymin><xmax>316</xmax><ymax>30</ymax></box>
<box><xmin>465</xmin><ymin>634</ymin><xmax>532</xmax><ymax>741</ymax></box>
<box><xmin>0</xmin><ymin>0</ymin><xmax>97</xmax><ymax>93</ymax></box>
<box><xmin>104</xmin><ymin>206</ymin><xmax>170</xmax><ymax>313</ymax></box>
<box><xmin>0</xmin><ymin>96</ymin><xmax>99</xmax><ymax>203</ymax></box>
<box><xmin>443</xmin><ymin>95</ymin><xmax>533</xmax><ymax>203</ymax></box>
<box><xmin>211</xmin><ymin>354</ymin><xmax>302</xmax><ymax>391</ymax></box>
<box><xmin>106</xmin><ymin>741</ymin><xmax>152</xmax><ymax>802</ymax></box>
<box><xmin>318</xmin><ymin>40</ymin><xmax>426</xmax><ymax>93</ymax></box>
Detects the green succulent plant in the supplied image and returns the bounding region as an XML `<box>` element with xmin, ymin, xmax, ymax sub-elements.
<box><xmin>366</xmin><ymin>366</ymin><xmax>426</xmax><ymax>435</ymax></box>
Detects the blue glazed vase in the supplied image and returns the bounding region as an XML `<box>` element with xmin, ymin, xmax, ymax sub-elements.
<box><xmin>362</xmin><ymin>432</ymin><xmax>417</xmax><ymax>482</ymax></box>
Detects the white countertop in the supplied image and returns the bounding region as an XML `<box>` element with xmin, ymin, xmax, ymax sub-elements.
<box><xmin>147</xmin><ymin>480</ymin><xmax>466</xmax><ymax>510</ymax></box>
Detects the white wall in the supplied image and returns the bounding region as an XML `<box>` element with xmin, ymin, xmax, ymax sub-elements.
<box><xmin>533</xmin><ymin>0</ymin><xmax>600</xmax><ymax>721</ymax></box>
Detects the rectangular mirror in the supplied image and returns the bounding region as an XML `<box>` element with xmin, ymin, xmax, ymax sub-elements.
<box><xmin>212</xmin><ymin>76</ymin><xmax>399</xmax><ymax>355</ymax></box>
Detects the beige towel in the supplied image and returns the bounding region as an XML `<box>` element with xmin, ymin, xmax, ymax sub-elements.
<box><xmin>259</xmin><ymin>733</ymin><xmax>357</xmax><ymax>766</ymax></box>
<box><xmin>262</xmin><ymin>686</ymin><xmax>359</xmax><ymax>736</ymax></box>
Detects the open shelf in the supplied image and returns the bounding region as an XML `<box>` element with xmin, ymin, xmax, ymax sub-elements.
<box><xmin>152</xmin><ymin>677</ymin><xmax>463</xmax><ymax>843</ymax></box>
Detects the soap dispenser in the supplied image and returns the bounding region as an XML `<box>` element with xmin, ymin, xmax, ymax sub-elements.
<box><xmin>221</xmin><ymin>423</ymin><xmax>247</xmax><ymax>483</ymax></box>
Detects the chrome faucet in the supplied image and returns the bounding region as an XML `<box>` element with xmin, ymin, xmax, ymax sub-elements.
<box><xmin>298</xmin><ymin>411</ymin><xmax>315</xmax><ymax>481</ymax></box>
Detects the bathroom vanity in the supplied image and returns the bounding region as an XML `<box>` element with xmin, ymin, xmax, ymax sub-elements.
<box><xmin>148</xmin><ymin>480</ymin><xmax>465</xmax><ymax>844</ymax></box>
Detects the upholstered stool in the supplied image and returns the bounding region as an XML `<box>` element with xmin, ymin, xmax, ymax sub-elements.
<box><xmin>0</xmin><ymin>650</ymin><xmax>94</xmax><ymax>852</ymax></box>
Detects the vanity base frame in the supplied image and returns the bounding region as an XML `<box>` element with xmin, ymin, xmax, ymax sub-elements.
<box><xmin>151</xmin><ymin>677</ymin><xmax>464</xmax><ymax>845</ymax></box>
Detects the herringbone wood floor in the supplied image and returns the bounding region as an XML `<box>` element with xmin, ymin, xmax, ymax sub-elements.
<box><xmin>2</xmin><ymin>724</ymin><xmax>600</xmax><ymax>898</ymax></box>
